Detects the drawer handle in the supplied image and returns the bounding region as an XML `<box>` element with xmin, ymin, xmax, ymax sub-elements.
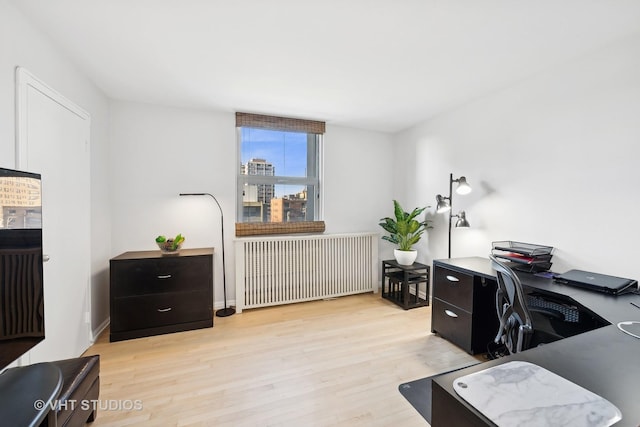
<box><xmin>157</xmin><ymin>274</ymin><xmax>172</xmax><ymax>279</ymax></box>
<box><xmin>446</xmin><ymin>275</ymin><xmax>460</xmax><ymax>282</ymax></box>
<box><xmin>157</xmin><ymin>307</ymin><xmax>172</xmax><ymax>313</ymax></box>
<box><xmin>444</xmin><ymin>309</ymin><xmax>458</xmax><ymax>318</ymax></box>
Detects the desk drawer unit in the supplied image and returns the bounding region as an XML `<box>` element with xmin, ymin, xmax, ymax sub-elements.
<box><xmin>432</xmin><ymin>263</ymin><xmax>498</xmax><ymax>354</ymax></box>
<box><xmin>110</xmin><ymin>248</ymin><xmax>214</xmax><ymax>342</ymax></box>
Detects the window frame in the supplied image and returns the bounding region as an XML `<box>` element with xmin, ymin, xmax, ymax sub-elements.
<box><xmin>235</xmin><ymin>113</ymin><xmax>325</xmax><ymax>236</ymax></box>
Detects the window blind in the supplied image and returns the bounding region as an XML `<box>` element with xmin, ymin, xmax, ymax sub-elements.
<box><xmin>235</xmin><ymin>112</ymin><xmax>325</xmax><ymax>134</ymax></box>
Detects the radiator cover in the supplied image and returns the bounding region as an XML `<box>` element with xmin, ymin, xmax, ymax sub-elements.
<box><xmin>234</xmin><ymin>232</ymin><xmax>378</xmax><ymax>312</ymax></box>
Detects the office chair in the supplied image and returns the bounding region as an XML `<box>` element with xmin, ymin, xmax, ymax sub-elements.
<box><xmin>490</xmin><ymin>255</ymin><xmax>564</xmax><ymax>354</ymax></box>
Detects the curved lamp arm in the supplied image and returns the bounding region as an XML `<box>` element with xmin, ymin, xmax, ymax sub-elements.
<box><xmin>179</xmin><ymin>192</ymin><xmax>234</xmax><ymax>317</ymax></box>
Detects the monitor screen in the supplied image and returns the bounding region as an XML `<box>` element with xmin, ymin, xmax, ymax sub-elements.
<box><xmin>0</xmin><ymin>167</ymin><xmax>44</xmax><ymax>369</ymax></box>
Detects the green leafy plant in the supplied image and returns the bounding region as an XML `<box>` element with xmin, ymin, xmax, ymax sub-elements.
<box><xmin>379</xmin><ymin>200</ymin><xmax>432</xmax><ymax>251</ymax></box>
<box><xmin>156</xmin><ymin>233</ymin><xmax>185</xmax><ymax>251</ymax></box>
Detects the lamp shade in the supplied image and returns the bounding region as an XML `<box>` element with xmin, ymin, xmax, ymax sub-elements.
<box><xmin>455</xmin><ymin>211</ymin><xmax>470</xmax><ymax>228</ymax></box>
<box><xmin>436</xmin><ymin>194</ymin><xmax>451</xmax><ymax>213</ymax></box>
<box><xmin>455</xmin><ymin>176</ymin><xmax>472</xmax><ymax>195</ymax></box>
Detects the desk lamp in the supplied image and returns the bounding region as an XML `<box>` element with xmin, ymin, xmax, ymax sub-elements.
<box><xmin>179</xmin><ymin>192</ymin><xmax>235</xmax><ymax>317</ymax></box>
<box><xmin>435</xmin><ymin>173</ymin><xmax>471</xmax><ymax>258</ymax></box>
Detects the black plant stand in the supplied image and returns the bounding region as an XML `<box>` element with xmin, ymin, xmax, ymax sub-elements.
<box><xmin>381</xmin><ymin>260</ymin><xmax>430</xmax><ymax>310</ymax></box>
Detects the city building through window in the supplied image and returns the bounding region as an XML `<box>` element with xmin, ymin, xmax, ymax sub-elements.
<box><xmin>236</xmin><ymin>113</ymin><xmax>324</xmax><ymax>225</ymax></box>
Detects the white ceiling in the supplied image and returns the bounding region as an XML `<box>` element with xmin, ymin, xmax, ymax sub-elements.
<box><xmin>11</xmin><ymin>0</ymin><xmax>640</xmax><ymax>133</ymax></box>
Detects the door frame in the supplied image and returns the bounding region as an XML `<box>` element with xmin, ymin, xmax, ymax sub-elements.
<box><xmin>14</xmin><ymin>67</ymin><xmax>93</xmax><ymax>361</ymax></box>
<box><xmin>16</xmin><ymin>67</ymin><xmax>91</xmax><ymax>168</ymax></box>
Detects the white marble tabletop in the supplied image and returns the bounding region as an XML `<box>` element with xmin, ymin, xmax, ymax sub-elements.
<box><xmin>452</xmin><ymin>361</ymin><xmax>622</xmax><ymax>427</ymax></box>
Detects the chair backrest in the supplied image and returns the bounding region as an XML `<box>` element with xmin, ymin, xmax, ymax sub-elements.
<box><xmin>490</xmin><ymin>255</ymin><xmax>533</xmax><ymax>354</ymax></box>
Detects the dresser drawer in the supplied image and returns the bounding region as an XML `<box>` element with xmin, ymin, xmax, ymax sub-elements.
<box><xmin>111</xmin><ymin>255</ymin><xmax>211</xmax><ymax>297</ymax></box>
<box><xmin>433</xmin><ymin>265</ymin><xmax>474</xmax><ymax>311</ymax></box>
<box><xmin>111</xmin><ymin>290</ymin><xmax>212</xmax><ymax>332</ymax></box>
<box><xmin>431</xmin><ymin>298</ymin><xmax>473</xmax><ymax>353</ymax></box>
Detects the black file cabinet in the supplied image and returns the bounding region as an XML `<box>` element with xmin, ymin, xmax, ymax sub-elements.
<box><xmin>110</xmin><ymin>248</ymin><xmax>214</xmax><ymax>342</ymax></box>
<box><xmin>431</xmin><ymin>260</ymin><xmax>498</xmax><ymax>354</ymax></box>
<box><xmin>381</xmin><ymin>260</ymin><xmax>430</xmax><ymax>310</ymax></box>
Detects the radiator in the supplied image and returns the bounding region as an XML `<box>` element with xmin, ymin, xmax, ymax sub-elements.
<box><xmin>234</xmin><ymin>232</ymin><xmax>378</xmax><ymax>312</ymax></box>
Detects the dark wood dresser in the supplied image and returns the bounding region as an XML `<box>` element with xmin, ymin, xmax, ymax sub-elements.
<box><xmin>109</xmin><ymin>248</ymin><xmax>214</xmax><ymax>342</ymax></box>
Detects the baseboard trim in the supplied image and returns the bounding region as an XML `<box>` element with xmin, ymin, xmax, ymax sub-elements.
<box><xmin>92</xmin><ymin>318</ymin><xmax>110</xmax><ymax>343</ymax></box>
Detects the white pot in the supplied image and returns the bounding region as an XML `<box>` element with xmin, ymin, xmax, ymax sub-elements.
<box><xmin>394</xmin><ymin>249</ymin><xmax>417</xmax><ymax>266</ymax></box>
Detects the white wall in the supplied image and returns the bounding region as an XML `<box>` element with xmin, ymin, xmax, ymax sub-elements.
<box><xmin>109</xmin><ymin>101</ymin><xmax>235</xmax><ymax>307</ymax></box>
<box><xmin>0</xmin><ymin>0</ymin><xmax>111</xmax><ymax>341</ymax></box>
<box><xmin>394</xmin><ymin>32</ymin><xmax>640</xmax><ymax>279</ymax></box>
<box><xmin>323</xmin><ymin>125</ymin><xmax>394</xmax><ymax>231</ymax></box>
<box><xmin>109</xmin><ymin>101</ymin><xmax>395</xmax><ymax>305</ymax></box>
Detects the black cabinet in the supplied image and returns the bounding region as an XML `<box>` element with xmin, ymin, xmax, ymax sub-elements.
<box><xmin>431</xmin><ymin>260</ymin><xmax>498</xmax><ymax>354</ymax></box>
<box><xmin>110</xmin><ymin>248</ymin><xmax>214</xmax><ymax>342</ymax></box>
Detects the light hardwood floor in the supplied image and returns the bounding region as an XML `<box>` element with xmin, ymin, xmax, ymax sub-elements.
<box><xmin>84</xmin><ymin>293</ymin><xmax>478</xmax><ymax>426</ymax></box>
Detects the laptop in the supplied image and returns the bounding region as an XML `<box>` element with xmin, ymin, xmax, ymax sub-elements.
<box><xmin>555</xmin><ymin>269</ymin><xmax>638</xmax><ymax>295</ymax></box>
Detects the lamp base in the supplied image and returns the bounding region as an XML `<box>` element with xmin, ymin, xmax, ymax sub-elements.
<box><xmin>216</xmin><ymin>307</ymin><xmax>236</xmax><ymax>317</ymax></box>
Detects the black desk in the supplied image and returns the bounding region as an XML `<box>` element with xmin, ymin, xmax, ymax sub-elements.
<box><xmin>0</xmin><ymin>362</ymin><xmax>63</xmax><ymax>426</ymax></box>
<box><xmin>431</xmin><ymin>257</ymin><xmax>640</xmax><ymax>427</ymax></box>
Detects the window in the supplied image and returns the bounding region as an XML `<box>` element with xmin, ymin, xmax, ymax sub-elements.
<box><xmin>236</xmin><ymin>113</ymin><xmax>324</xmax><ymax>235</ymax></box>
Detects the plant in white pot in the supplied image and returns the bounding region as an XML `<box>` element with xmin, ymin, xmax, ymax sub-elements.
<box><xmin>379</xmin><ymin>200</ymin><xmax>432</xmax><ymax>265</ymax></box>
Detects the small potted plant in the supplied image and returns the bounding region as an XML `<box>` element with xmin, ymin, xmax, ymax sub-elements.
<box><xmin>379</xmin><ymin>200</ymin><xmax>432</xmax><ymax>265</ymax></box>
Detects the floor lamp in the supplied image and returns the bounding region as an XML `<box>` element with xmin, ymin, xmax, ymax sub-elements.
<box><xmin>435</xmin><ymin>173</ymin><xmax>471</xmax><ymax>258</ymax></box>
<box><xmin>179</xmin><ymin>192</ymin><xmax>235</xmax><ymax>317</ymax></box>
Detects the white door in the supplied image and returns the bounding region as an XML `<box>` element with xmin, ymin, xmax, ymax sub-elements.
<box><xmin>16</xmin><ymin>67</ymin><xmax>91</xmax><ymax>363</ymax></box>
